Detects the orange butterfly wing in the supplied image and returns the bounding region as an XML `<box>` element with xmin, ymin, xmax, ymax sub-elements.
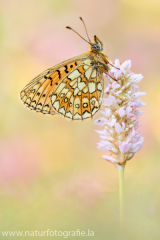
<box><xmin>20</xmin><ymin>53</ymin><xmax>91</xmax><ymax>115</ymax></box>
<box><xmin>51</xmin><ymin>59</ymin><xmax>104</xmax><ymax>120</ymax></box>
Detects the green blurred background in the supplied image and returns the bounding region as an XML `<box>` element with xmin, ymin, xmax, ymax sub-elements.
<box><xmin>0</xmin><ymin>0</ymin><xmax>159</xmax><ymax>239</ymax></box>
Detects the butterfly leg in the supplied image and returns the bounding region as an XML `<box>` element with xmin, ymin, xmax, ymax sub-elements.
<box><xmin>98</xmin><ymin>52</ymin><xmax>120</xmax><ymax>70</ymax></box>
<box><xmin>108</xmin><ymin>62</ymin><xmax>120</xmax><ymax>70</ymax></box>
<box><xmin>97</xmin><ymin>65</ymin><xmax>117</xmax><ymax>81</ymax></box>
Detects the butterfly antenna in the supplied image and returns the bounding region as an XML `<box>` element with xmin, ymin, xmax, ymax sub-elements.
<box><xmin>79</xmin><ymin>17</ymin><xmax>91</xmax><ymax>42</ymax></box>
<box><xmin>66</xmin><ymin>26</ymin><xmax>92</xmax><ymax>46</ymax></box>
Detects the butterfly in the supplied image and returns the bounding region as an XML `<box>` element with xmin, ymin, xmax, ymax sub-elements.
<box><xmin>20</xmin><ymin>17</ymin><xmax>118</xmax><ymax>120</ymax></box>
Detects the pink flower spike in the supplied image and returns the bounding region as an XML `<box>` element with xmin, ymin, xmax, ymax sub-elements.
<box><xmin>126</xmin><ymin>106</ymin><xmax>132</xmax><ymax>114</ymax></box>
<box><xmin>135</xmin><ymin>99</ymin><xmax>146</xmax><ymax>107</ymax></box>
<box><xmin>102</xmin><ymin>155</ymin><xmax>118</xmax><ymax>164</ymax></box>
<box><xmin>113</xmin><ymin>59</ymin><xmax>121</xmax><ymax>68</ymax></box>
<box><xmin>100</xmin><ymin>96</ymin><xmax>117</xmax><ymax>106</ymax></box>
<box><xmin>133</xmin><ymin>92</ymin><xmax>146</xmax><ymax>98</ymax></box>
<box><xmin>133</xmin><ymin>120</ymin><xmax>141</xmax><ymax>129</ymax></box>
<box><xmin>118</xmin><ymin>140</ymin><xmax>132</xmax><ymax>154</ymax></box>
<box><xmin>134</xmin><ymin>110</ymin><xmax>143</xmax><ymax>117</ymax></box>
<box><xmin>132</xmin><ymin>132</ymin><xmax>143</xmax><ymax>143</ymax></box>
<box><xmin>109</xmin><ymin>118</ymin><xmax>116</xmax><ymax>127</ymax></box>
<box><xmin>98</xmin><ymin>140</ymin><xmax>113</xmax><ymax>151</ymax></box>
<box><xmin>130</xmin><ymin>140</ymin><xmax>144</xmax><ymax>153</ymax></box>
<box><xmin>95</xmin><ymin>129</ymin><xmax>108</xmax><ymax>136</ymax></box>
<box><xmin>127</xmin><ymin>113</ymin><xmax>135</xmax><ymax>119</ymax></box>
<box><xmin>97</xmin><ymin>141</ymin><xmax>107</xmax><ymax>150</ymax></box>
<box><xmin>97</xmin><ymin>144</ymin><xmax>108</xmax><ymax>151</ymax></box>
<box><xmin>116</xmin><ymin>90</ymin><xmax>122</xmax><ymax>96</ymax></box>
<box><xmin>104</xmin><ymin>85</ymin><xmax>111</xmax><ymax>93</ymax></box>
<box><xmin>130</xmin><ymin>74</ymin><xmax>143</xmax><ymax>83</ymax></box>
<box><xmin>130</xmin><ymin>102</ymin><xmax>136</xmax><ymax>108</ymax></box>
<box><xmin>121</xmin><ymin>60</ymin><xmax>131</xmax><ymax>70</ymax></box>
<box><xmin>115</xmin><ymin>122</ymin><xmax>125</xmax><ymax>134</ymax></box>
<box><xmin>118</xmin><ymin>107</ymin><xmax>126</xmax><ymax>117</ymax></box>
<box><xmin>94</xmin><ymin>118</ymin><xmax>108</xmax><ymax>126</ymax></box>
<box><xmin>112</xmin><ymin>81</ymin><xmax>121</xmax><ymax>90</ymax></box>
<box><xmin>94</xmin><ymin>58</ymin><xmax>145</xmax><ymax>165</ymax></box>
<box><xmin>100</xmin><ymin>97</ymin><xmax>110</xmax><ymax>106</ymax></box>
<box><xmin>130</xmin><ymin>127</ymin><xmax>136</xmax><ymax>138</ymax></box>
<box><xmin>131</xmin><ymin>85</ymin><xmax>139</xmax><ymax>93</ymax></box>
<box><xmin>107</xmin><ymin>95</ymin><xmax>117</xmax><ymax>105</ymax></box>
<box><xmin>99</xmin><ymin>135</ymin><xmax>108</xmax><ymax>140</ymax></box>
<box><xmin>110</xmin><ymin>59</ymin><xmax>125</xmax><ymax>79</ymax></box>
<box><xmin>99</xmin><ymin>108</ymin><xmax>111</xmax><ymax>117</ymax></box>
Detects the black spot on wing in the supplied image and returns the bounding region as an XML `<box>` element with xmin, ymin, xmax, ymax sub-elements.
<box><xmin>92</xmin><ymin>106</ymin><xmax>99</xmax><ymax>113</ymax></box>
<box><xmin>77</xmin><ymin>69</ymin><xmax>82</xmax><ymax>74</ymax></box>
<box><xmin>83</xmin><ymin>103</ymin><xmax>88</xmax><ymax>108</ymax></box>
<box><xmin>64</xmin><ymin>65</ymin><xmax>69</xmax><ymax>73</ymax></box>
<box><xmin>75</xmin><ymin>104</ymin><xmax>80</xmax><ymax>108</ymax></box>
<box><xmin>56</xmin><ymin>70</ymin><xmax>61</xmax><ymax>79</ymax></box>
<box><xmin>82</xmin><ymin>110</ymin><xmax>90</xmax><ymax>115</ymax></box>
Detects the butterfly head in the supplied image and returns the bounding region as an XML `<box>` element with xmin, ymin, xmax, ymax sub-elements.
<box><xmin>66</xmin><ymin>18</ymin><xmax>103</xmax><ymax>52</ymax></box>
<box><xmin>91</xmin><ymin>35</ymin><xmax>103</xmax><ymax>52</ymax></box>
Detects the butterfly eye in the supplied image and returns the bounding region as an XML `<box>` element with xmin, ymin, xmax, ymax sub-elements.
<box><xmin>92</xmin><ymin>44</ymin><xmax>100</xmax><ymax>51</ymax></box>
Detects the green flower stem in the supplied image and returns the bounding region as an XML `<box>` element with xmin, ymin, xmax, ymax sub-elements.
<box><xmin>117</xmin><ymin>163</ymin><xmax>125</xmax><ymax>229</ymax></box>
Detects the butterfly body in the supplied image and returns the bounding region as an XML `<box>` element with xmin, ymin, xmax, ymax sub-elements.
<box><xmin>20</xmin><ymin>20</ymin><xmax>112</xmax><ymax>120</ymax></box>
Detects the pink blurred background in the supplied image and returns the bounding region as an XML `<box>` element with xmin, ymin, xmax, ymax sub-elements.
<box><xmin>0</xmin><ymin>0</ymin><xmax>160</xmax><ymax>239</ymax></box>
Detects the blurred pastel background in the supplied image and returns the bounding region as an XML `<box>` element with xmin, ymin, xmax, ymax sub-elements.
<box><xmin>0</xmin><ymin>0</ymin><xmax>160</xmax><ymax>239</ymax></box>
